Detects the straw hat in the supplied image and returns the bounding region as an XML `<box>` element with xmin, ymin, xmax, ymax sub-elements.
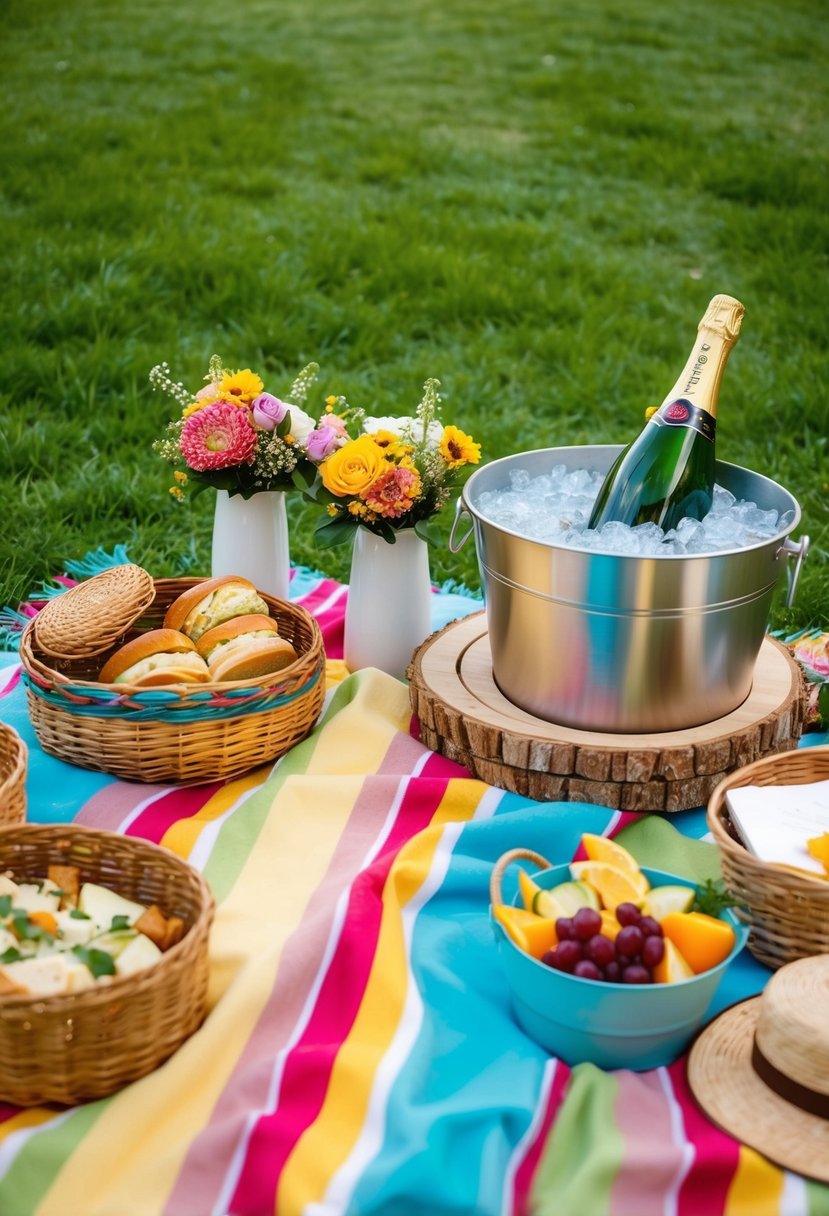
<box><xmin>687</xmin><ymin>954</ymin><xmax>829</xmax><ymax>1182</ymax></box>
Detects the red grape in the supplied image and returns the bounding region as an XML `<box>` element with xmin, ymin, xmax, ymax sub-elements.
<box><xmin>551</xmin><ymin>939</ymin><xmax>583</xmax><ymax>972</ymax></box>
<box><xmin>615</xmin><ymin>924</ymin><xmax>644</xmax><ymax>958</ymax></box>
<box><xmin>573</xmin><ymin>959</ymin><xmax>602</xmax><ymax>981</ymax></box>
<box><xmin>585</xmin><ymin>934</ymin><xmax>615</xmax><ymax>967</ymax></box>
<box><xmin>622</xmin><ymin>964</ymin><xmax>652</xmax><ymax>984</ymax></box>
<box><xmin>604</xmin><ymin>960</ymin><xmax>622</xmax><ymax>983</ymax></box>
<box><xmin>616</xmin><ymin>902</ymin><xmax>642</xmax><ymax>926</ymax></box>
<box><xmin>555</xmin><ymin>917</ymin><xmax>575</xmax><ymax>941</ymax></box>
<box><xmin>541</xmin><ymin>949</ymin><xmax>558</xmax><ymax>968</ymax></box>
<box><xmin>638</xmin><ymin>915</ymin><xmax>663</xmax><ymax>938</ymax></box>
<box><xmin>641</xmin><ymin>936</ymin><xmax>665</xmax><ymax>968</ymax></box>
<box><xmin>572</xmin><ymin>907</ymin><xmax>602</xmax><ymax>941</ymax></box>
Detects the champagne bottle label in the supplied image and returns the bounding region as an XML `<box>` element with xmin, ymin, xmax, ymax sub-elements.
<box><xmin>649</xmin><ymin>398</ymin><xmax>716</xmax><ymax>442</ymax></box>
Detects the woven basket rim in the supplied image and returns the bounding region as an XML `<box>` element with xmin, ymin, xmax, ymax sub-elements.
<box><xmin>707</xmin><ymin>744</ymin><xmax>829</xmax><ymax>892</ymax></box>
<box><xmin>0</xmin><ymin>722</ymin><xmax>27</xmax><ymax>775</ymax></box>
<box><xmin>19</xmin><ymin>580</ymin><xmax>324</xmax><ymax>695</ymax></box>
<box><xmin>0</xmin><ymin>822</ymin><xmax>215</xmax><ymax>1010</ymax></box>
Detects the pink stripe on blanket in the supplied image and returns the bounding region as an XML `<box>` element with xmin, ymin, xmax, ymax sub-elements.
<box><xmin>74</xmin><ymin>780</ymin><xmax>172</xmax><ymax>832</ymax></box>
<box><xmin>513</xmin><ymin>1059</ymin><xmax>572</xmax><ymax>1216</ymax></box>
<box><xmin>610</xmin><ymin>1070</ymin><xmax>688</xmax><ymax>1216</ymax></box>
<box><xmin>123</xmin><ymin>782</ymin><xmax>225</xmax><ymax>844</ymax></box>
<box><xmin>228</xmin><ymin>774</ymin><xmax>452</xmax><ymax>1215</ymax></box>
<box><xmin>0</xmin><ymin>667</ymin><xmax>21</xmax><ymax>699</ymax></box>
<box><xmin>669</xmin><ymin>1057</ymin><xmax>739</xmax><ymax>1216</ymax></box>
<box><xmin>163</xmin><ymin>774</ymin><xmax>417</xmax><ymax>1216</ymax></box>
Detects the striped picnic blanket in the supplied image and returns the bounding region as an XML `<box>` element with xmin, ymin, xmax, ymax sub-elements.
<box><xmin>0</xmin><ymin>561</ymin><xmax>827</xmax><ymax>1216</ymax></box>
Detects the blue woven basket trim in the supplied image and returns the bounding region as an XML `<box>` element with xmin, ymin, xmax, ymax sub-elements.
<box><xmin>23</xmin><ymin>667</ymin><xmax>322</xmax><ymax>723</ymax></box>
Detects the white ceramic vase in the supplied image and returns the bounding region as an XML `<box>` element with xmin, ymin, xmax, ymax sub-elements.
<box><xmin>344</xmin><ymin>527</ymin><xmax>432</xmax><ymax>680</ymax></box>
<box><xmin>211</xmin><ymin>489</ymin><xmax>291</xmax><ymax>600</ymax></box>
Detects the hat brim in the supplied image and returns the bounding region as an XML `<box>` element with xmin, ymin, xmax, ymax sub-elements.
<box><xmin>687</xmin><ymin>997</ymin><xmax>829</xmax><ymax>1184</ymax></box>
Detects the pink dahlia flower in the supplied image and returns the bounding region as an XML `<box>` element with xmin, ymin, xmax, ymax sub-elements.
<box><xmin>362</xmin><ymin>464</ymin><xmax>422</xmax><ymax>519</ymax></box>
<box><xmin>179</xmin><ymin>401</ymin><xmax>258</xmax><ymax>471</ymax></box>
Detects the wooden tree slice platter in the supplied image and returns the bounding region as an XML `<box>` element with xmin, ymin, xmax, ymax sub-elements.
<box><xmin>408</xmin><ymin>612</ymin><xmax>807</xmax><ymax>812</ymax></box>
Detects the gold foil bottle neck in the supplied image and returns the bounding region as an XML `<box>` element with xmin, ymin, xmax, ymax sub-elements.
<box><xmin>699</xmin><ymin>294</ymin><xmax>745</xmax><ymax>343</ymax></box>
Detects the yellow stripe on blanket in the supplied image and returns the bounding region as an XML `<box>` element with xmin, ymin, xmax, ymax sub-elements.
<box><xmin>0</xmin><ymin>1107</ymin><xmax>60</xmax><ymax>1146</ymax></box>
<box><xmin>35</xmin><ymin>776</ymin><xmax>368</xmax><ymax>1216</ymax></box>
<box><xmin>161</xmin><ymin>764</ymin><xmax>270</xmax><ymax>862</ymax></box>
<box><xmin>277</xmin><ymin>778</ymin><xmax>487</xmax><ymax>1214</ymax></box>
<box><xmin>725</xmin><ymin>1146</ymin><xmax>785</xmax><ymax>1215</ymax></box>
<box><xmin>305</xmin><ymin>668</ymin><xmax>414</xmax><ymax>776</ymax></box>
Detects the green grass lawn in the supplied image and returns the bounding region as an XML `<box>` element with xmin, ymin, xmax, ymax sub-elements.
<box><xmin>2</xmin><ymin>0</ymin><xmax>827</xmax><ymax>634</ymax></box>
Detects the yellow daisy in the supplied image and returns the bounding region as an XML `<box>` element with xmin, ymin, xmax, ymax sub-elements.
<box><xmin>371</xmin><ymin>430</ymin><xmax>414</xmax><ymax>460</ymax></box>
<box><xmin>439</xmin><ymin>425</ymin><xmax>481</xmax><ymax>469</ymax></box>
<box><xmin>217</xmin><ymin>369</ymin><xmax>264</xmax><ymax>407</ymax></box>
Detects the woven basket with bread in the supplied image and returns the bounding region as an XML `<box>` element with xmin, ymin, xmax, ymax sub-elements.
<box><xmin>19</xmin><ymin>566</ymin><xmax>325</xmax><ymax>783</ymax></box>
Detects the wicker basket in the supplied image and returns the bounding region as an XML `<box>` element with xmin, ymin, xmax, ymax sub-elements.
<box><xmin>0</xmin><ymin>822</ymin><xmax>214</xmax><ymax>1105</ymax></box>
<box><xmin>19</xmin><ymin>578</ymin><xmax>326</xmax><ymax>784</ymax></box>
<box><xmin>0</xmin><ymin>723</ymin><xmax>27</xmax><ymax>826</ymax></box>
<box><xmin>707</xmin><ymin>745</ymin><xmax>829</xmax><ymax>969</ymax></box>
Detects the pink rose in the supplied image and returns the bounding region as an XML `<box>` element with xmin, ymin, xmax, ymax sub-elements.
<box><xmin>322</xmin><ymin>413</ymin><xmax>348</xmax><ymax>438</ymax></box>
<box><xmin>252</xmin><ymin>393</ymin><xmax>289</xmax><ymax>431</ymax></box>
<box><xmin>306</xmin><ymin>425</ymin><xmax>341</xmax><ymax>461</ymax></box>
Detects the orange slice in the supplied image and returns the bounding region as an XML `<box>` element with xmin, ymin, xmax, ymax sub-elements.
<box><xmin>492</xmin><ymin>905</ymin><xmax>558</xmax><ymax>959</ymax></box>
<box><xmin>660</xmin><ymin>911</ymin><xmax>736</xmax><ymax>974</ymax></box>
<box><xmin>569</xmin><ymin>861</ymin><xmax>649</xmax><ymax>912</ymax></box>
<box><xmin>580</xmin><ymin>833</ymin><xmax>649</xmax><ymax>895</ymax></box>
<box><xmin>599</xmin><ymin>910</ymin><xmax>621</xmax><ymax>941</ymax></box>
<box><xmin>653</xmin><ymin>938</ymin><xmax>695</xmax><ymax>983</ymax></box>
<box><xmin>517</xmin><ymin>868</ymin><xmax>543</xmax><ymax>912</ymax></box>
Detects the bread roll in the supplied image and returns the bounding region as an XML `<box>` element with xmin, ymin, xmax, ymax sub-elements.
<box><xmin>196</xmin><ymin>613</ymin><xmax>298</xmax><ymax>681</ymax></box>
<box><xmin>163</xmin><ymin>576</ymin><xmax>270</xmax><ymax>641</ymax></box>
<box><xmin>98</xmin><ymin>629</ymin><xmax>210</xmax><ymax>686</ymax></box>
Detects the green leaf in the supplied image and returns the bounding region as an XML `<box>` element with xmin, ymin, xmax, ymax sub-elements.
<box><xmin>0</xmin><ymin>895</ymin><xmax>11</xmax><ymax>918</ymax></box>
<box><xmin>692</xmin><ymin>878</ymin><xmax>738</xmax><ymax>918</ymax></box>
<box><xmin>291</xmin><ymin>465</ymin><xmax>318</xmax><ymax>492</ymax></box>
<box><xmin>414</xmin><ymin>519</ymin><xmax>441</xmax><ymax>547</ymax></box>
<box><xmin>0</xmin><ymin>947</ymin><xmax>22</xmax><ymax>964</ymax></box>
<box><xmin>276</xmin><ymin>412</ymin><xmax>293</xmax><ymax>438</ymax></box>
<box><xmin>69</xmin><ymin>908</ymin><xmax>91</xmax><ymax>919</ymax></box>
<box><xmin>72</xmin><ymin>946</ymin><xmax>117</xmax><ymax>979</ymax></box>
<box><xmin>110</xmin><ymin>915</ymin><xmax>131</xmax><ymax>931</ymax></box>
<box><xmin>374</xmin><ymin>520</ymin><xmax>397</xmax><ymax>545</ymax></box>
<box><xmin>313</xmin><ymin>517</ymin><xmax>357</xmax><ymax>549</ymax></box>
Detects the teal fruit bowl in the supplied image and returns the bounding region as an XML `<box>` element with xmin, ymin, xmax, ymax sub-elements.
<box><xmin>491</xmin><ymin>863</ymin><xmax>748</xmax><ymax>1071</ymax></box>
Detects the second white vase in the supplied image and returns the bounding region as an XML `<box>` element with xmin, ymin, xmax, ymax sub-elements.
<box><xmin>211</xmin><ymin>489</ymin><xmax>291</xmax><ymax>600</ymax></box>
<box><xmin>344</xmin><ymin>528</ymin><xmax>432</xmax><ymax>681</ymax></box>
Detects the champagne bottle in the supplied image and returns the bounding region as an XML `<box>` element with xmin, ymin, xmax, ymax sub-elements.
<box><xmin>588</xmin><ymin>294</ymin><xmax>745</xmax><ymax>533</ymax></box>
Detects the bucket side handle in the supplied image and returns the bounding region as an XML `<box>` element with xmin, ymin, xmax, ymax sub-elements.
<box><xmin>779</xmin><ymin>534</ymin><xmax>810</xmax><ymax>609</ymax></box>
<box><xmin>448</xmin><ymin>497</ymin><xmax>474</xmax><ymax>553</ymax></box>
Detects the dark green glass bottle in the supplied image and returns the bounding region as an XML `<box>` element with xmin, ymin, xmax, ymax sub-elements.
<box><xmin>588</xmin><ymin>295</ymin><xmax>745</xmax><ymax>532</ymax></box>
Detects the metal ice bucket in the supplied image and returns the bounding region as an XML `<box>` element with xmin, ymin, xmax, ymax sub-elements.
<box><xmin>449</xmin><ymin>446</ymin><xmax>809</xmax><ymax>733</ymax></box>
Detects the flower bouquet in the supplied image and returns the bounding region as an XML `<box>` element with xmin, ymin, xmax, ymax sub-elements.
<box><xmin>308</xmin><ymin>377</ymin><xmax>481</xmax><ymax>548</ymax></box>
<box><xmin>151</xmin><ymin>356</ymin><xmax>344</xmax><ymax>500</ymax></box>
<box><xmin>306</xmin><ymin>376</ymin><xmax>481</xmax><ymax>678</ymax></box>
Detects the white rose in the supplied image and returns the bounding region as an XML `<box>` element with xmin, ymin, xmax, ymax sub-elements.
<box><xmin>286</xmin><ymin>405</ymin><xmax>316</xmax><ymax>444</ymax></box>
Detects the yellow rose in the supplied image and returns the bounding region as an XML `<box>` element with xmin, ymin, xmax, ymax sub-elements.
<box><xmin>321</xmin><ymin>436</ymin><xmax>385</xmax><ymax>497</ymax></box>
